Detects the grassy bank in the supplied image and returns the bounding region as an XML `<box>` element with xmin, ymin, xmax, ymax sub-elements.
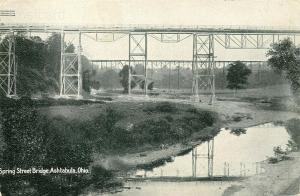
<box><xmin>37</xmin><ymin>100</ymin><xmax>220</xmax><ymax>154</ymax></box>
<box><xmin>0</xmin><ymin>97</ymin><xmax>220</xmax><ymax>195</ymax></box>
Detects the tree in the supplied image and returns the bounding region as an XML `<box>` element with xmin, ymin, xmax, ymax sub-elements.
<box><xmin>139</xmin><ymin>80</ymin><xmax>154</xmax><ymax>90</ymax></box>
<box><xmin>0</xmin><ymin>33</ymin><xmax>94</xmax><ymax>97</ymax></box>
<box><xmin>267</xmin><ymin>38</ymin><xmax>300</xmax><ymax>93</ymax></box>
<box><xmin>226</xmin><ymin>61</ymin><xmax>252</xmax><ymax>96</ymax></box>
<box><xmin>0</xmin><ymin>99</ymin><xmax>93</xmax><ymax>195</ymax></box>
<box><xmin>97</xmin><ymin>69</ymin><xmax>120</xmax><ymax>89</ymax></box>
<box><xmin>119</xmin><ymin>65</ymin><xmax>136</xmax><ymax>93</ymax></box>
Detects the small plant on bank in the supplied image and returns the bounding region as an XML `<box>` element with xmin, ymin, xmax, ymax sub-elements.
<box><xmin>230</xmin><ymin>128</ymin><xmax>247</xmax><ymax>136</ymax></box>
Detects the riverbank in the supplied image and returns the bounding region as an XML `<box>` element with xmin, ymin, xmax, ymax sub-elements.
<box><xmin>92</xmin><ymin>95</ymin><xmax>299</xmax><ymax>171</ymax></box>
<box><xmin>223</xmin><ymin>151</ymin><xmax>300</xmax><ymax>196</ymax></box>
<box><xmin>35</xmin><ymin>95</ymin><xmax>300</xmax><ymax>174</ymax></box>
<box><xmin>36</xmin><ymin>99</ymin><xmax>221</xmax><ymax>169</ymax></box>
<box><xmin>223</xmin><ymin>117</ymin><xmax>300</xmax><ymax>196</ymax></box>
<box><xmin>1</xmin><ymin>95</ymin><xmax>299</xmax><ymax>195</ymax></box>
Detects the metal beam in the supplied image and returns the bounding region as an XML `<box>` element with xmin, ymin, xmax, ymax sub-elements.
<box><xmin>192</xmin><ymin>34</ymin><xmax>215</xmax><ymax>104</ymax></box>
<box><xmin>60</xmin><ymin>32</ymin><xmax>82</xmax><ymax>98</ymax></box>
<box><xmin>1</xmin><ymin>24</ymin><xmax>300</xmax><ymax>34</ymax></box>
<box><xmin>128</xmin><ymin>33</ymin><xmax>148</xmax><ymax>95</ymax></box>
<box><xmin>91</xmin><ymin>60</ymin><xmax>267</xmax><ymax>70</ymax></box>
<box><xmin>215</xmin><ymin>34</ymin><xmax>297</xmax><ymax>49</ymax></box>
<box><xmin>0</xmin><ymin>31</ymin><xmax>16</xmax><ymax>97</ymax></box>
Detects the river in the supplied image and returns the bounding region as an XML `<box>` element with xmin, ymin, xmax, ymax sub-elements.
<box><xmin>90</xmin><ymin>122</ymin><xmax>290</xmax><ymax>196</ymax></box>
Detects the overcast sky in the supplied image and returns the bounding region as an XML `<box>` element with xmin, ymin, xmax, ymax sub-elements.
<box><xmin>1</xmin><ymin>0</ymin><xmax>300</xmax><ymax>61</ymax></box>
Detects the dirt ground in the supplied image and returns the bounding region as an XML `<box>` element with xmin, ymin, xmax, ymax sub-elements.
<box><xmin>225</xmin><ymin>152</ymin><xmax>300</xmax><ymax>196</ymax></box>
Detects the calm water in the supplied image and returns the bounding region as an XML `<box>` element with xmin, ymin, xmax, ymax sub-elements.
<box><xmin>91</xmin><ymin>123</ymin><xmax>290</xmax><ymax>196</ymax></box>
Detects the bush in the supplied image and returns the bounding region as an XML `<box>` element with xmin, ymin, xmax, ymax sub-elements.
<box><xmin>230</xmin><ymin>128</ymin><xmax>247</xmax><ymax>136</ymax></box>
<box><xmin>0</xmin><ymin>99</ymin><xmax>95</xmax><ymax>195</ymax></box>
<box><xmin>285</xmin><ymin>118</ymin><xmax>300</xmax><ymax>149</ymax></box>
<box><xmin>182</xmin><ymin>110</ymin><xmax>217</xmax><ymax>132</ymax></box>
<box><xmin>91</xmin><ymin>166</ymin><xmax>116</xmax><ymax>189</ymax></box>
<box><xmin>133</xmin><ymin>118</ymin><xmax>172</xmax><ymax>144</ymax></box>
<box><xmin>144</xmin><ymin>102</ymin><xmax>178</xmax><ymax>113</ymax></box>
<box><xmin>268</xmin><ymin>157</ymin><xmax>279</xmax><ymax>164</ymax></box>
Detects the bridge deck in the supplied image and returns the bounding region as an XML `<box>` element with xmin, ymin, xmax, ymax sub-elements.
<box><xmin>1</xmin><ymin>23</ymin><xmax>300</xmax><ymax>34</ymax></box>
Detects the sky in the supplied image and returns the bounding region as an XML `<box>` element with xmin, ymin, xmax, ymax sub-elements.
<box><xmin>1</xmin><ymin>0</ymin><xmax>300</xmax><ymax>61</ymax></box>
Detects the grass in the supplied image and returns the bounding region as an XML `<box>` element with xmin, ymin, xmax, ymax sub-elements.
<box><xmin>36</xmin><ymin>100</ymin><xmax>220</xmax><ymax>154</ymax></box>
<box><xmin>0</xmin><ymin>98</ymin><xmax>220</xmax><ymax>194</ymax></box>
<box><xmin>0</xmin><ymin>96</ymin><xmax>105</xmax><ymax>108</ymax></box>
<box><xmin>87</xmin><ymin>101</ymin><xmax>219</xmax><ymax>154</ymax></box>
<box><xmin>143</xmin><ymin>102</ymin><xmax>178</xmax><ymax>113</ymax></box>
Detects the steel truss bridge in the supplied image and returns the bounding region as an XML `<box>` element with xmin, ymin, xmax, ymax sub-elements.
<box><xmin>0</xmin><ymin>24</ymin><xmax>300</xmax><ymax>103</ymax></box>
<box><xmin>91</xmin><ymin>59</ymin><xmax>268</xmax><ymax>71</ymax></box>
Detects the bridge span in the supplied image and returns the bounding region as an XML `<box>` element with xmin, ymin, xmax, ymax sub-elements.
<box><xmin>0</xmin><ymin>24</ymin><xmax>299</xmax><ymax>103</ymax></box>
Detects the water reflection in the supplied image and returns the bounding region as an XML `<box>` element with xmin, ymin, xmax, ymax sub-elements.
<box><xmin>135</xmin><ymin>123</ymin><xmax>290</xmax><ymax>177</ymax></box>
<box><xmin>101</xmin><ymin>181</ymin><xmax>236</xmax><ymax>196</ymax></box>
<box><xmin>92</xmin><ymin>123</ymin><xmax>290</xmax><ymax>196</ymax></box>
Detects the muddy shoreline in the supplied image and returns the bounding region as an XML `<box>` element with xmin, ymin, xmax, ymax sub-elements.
<box><xmin>94</xmin><ymin>98</ymin><xmax>299</xmax><ymax>171</ymax></box>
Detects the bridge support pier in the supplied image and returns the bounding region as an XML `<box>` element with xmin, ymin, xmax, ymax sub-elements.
<box><xmin>0</xmin><ymin>31</ymin><xmax>16</xmax><ymax>97</ymax></box>
<box><xmin>192</xmin><ymin>138</ymin><xmax>214</xmax><ymax>177</ymax></box>
<box><xmin>60</xmin><ymin>31</ymin><xmax>82</xmax><ymax>98</ymax></box>
<box><xmin>192</xmin><ymin>34</ymin><xmax>215</xmax><ymax>104</ymax></box>
<box><xmin>128</xmin><ymin>33</ymin><xmax>148</xmax><ymax>95</ymax></box>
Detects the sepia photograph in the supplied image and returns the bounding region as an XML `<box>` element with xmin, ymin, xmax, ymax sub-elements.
<box><xmin>0</xmin><ymin>0</ymin><xmax>300</xmax><ymax>195</ymax></box>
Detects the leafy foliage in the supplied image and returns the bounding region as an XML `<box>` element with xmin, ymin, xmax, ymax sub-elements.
<box><xmin>285</xmin><ymin>118</ymin><xmax>300</xmax><ymax>150</ymax></box>
<box><xmin>118</xmin><ymin>65</ymin><xmax>155</xmax><ymax>93</ymax></box>
<box><xmin>0</xmin><ymin>99</ymin><xmax>96</xmax><ymax>195</ymax></box>
<box><xmin>96</xmin><ymin>69</ymin><xmax>120</xmax><ymax>89</ymax></box>
<box><xmin>139</xmin><ymin>80</ymin><xmax>154</xmax><ymax>90</ymax></box>
<box><xmin>0</xmin><ymin>33</ymin><xmax>93</xmax><ymax>97</ymax></box>
<box><xmin>226</xmin><ymin>61</ymin><xmax>252</xmax><ymax>92</ymax></box>
<box><xmin>119</xmin><ymin>65</ymin><xmax>136</xmax><ymax>93</ymax></box>
<box><xmin>143</xmin><ymin>102</ymin><xmax>178</xmax><ymax>113</ymax></box>
<box><xmin>0</xmin><ymin>99</ymin><xmax>219</xmax><ymax>194</ymax></box>
<box><xmin>267</xmin><ymin>38</ymin><xmax>300</xmax><ymax>92</ymax></box>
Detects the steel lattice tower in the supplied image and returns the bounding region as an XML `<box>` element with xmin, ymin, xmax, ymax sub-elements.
<box><xmin>0</xmin><ymin>31</ymin><xmax>16</xmax><ymax>97</ymax></box>
<box><xmin>60</xmin><ymin>32</ymin><xmax>82</xmax><ymax>98</ymax></box>
<box><xmin>192</xmin><ymin>34</ymin><xmax>215</xmax><ymax>104</ymax></box>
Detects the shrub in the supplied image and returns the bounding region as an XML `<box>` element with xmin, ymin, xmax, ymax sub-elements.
<box><xmin>144</xmin><ymin>102</ymin><xmax>178</xmax><ymax>113</ymax></box>
<box><xmin>133</xmin><ymin>118</ymin><xmax>172</xmax><ymax>144</ymax></box>
<box><xmin>182</xmin><ymin>110</ymin><xmax>217</xmax><ymax>133</ymax></box>
<box><xmin>268</xmin><ymin>157</ymin><xmax>279</xmax><ymax>164</ymax></box>
<box><xmin>0</xmin><ymin>99</ymin><xmax>95</xmax><ymax>195</ymax></box>
<box><xmin>91</xmin><ymin>166</ymin><xmax>115</xmax><ymax>189</ymax></box>
<box><xmin>285</xmin><ymin>118</ymin><xmax>300</xmax><ymax>149</ymax></box>
<box><xmin>230</xmin><ymin>128</ymin><xmax>247</xmax><ymax>136</ymax></box>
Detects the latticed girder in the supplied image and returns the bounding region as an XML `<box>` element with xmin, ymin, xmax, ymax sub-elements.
<box><xmin>60</xmin><ymin>32</ymin><xmax>82</xmax><ymax>98</ymax></box>
<box><xmin>0</xmin><ymin>32</ymin><xmax>16</xmax><ymax>97</ymax></box>
<box><xmin>192</xmin><ymin>34</ymin><xmax>215</xmax><ymax>104</ymax></box>
<box><xmin>91</xmin><ymin>59</ymin><xmax>268</xmax><ymax>71</ymax></box>
<box><xmin>128</xmin><ymin>33</ymin><xmax>148</xmax><ymax>95</ymax></box>
<box><xmin>214</xmin><ymin>33</ymin><xmax>297</xmax><ymax>49</ymax></box>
